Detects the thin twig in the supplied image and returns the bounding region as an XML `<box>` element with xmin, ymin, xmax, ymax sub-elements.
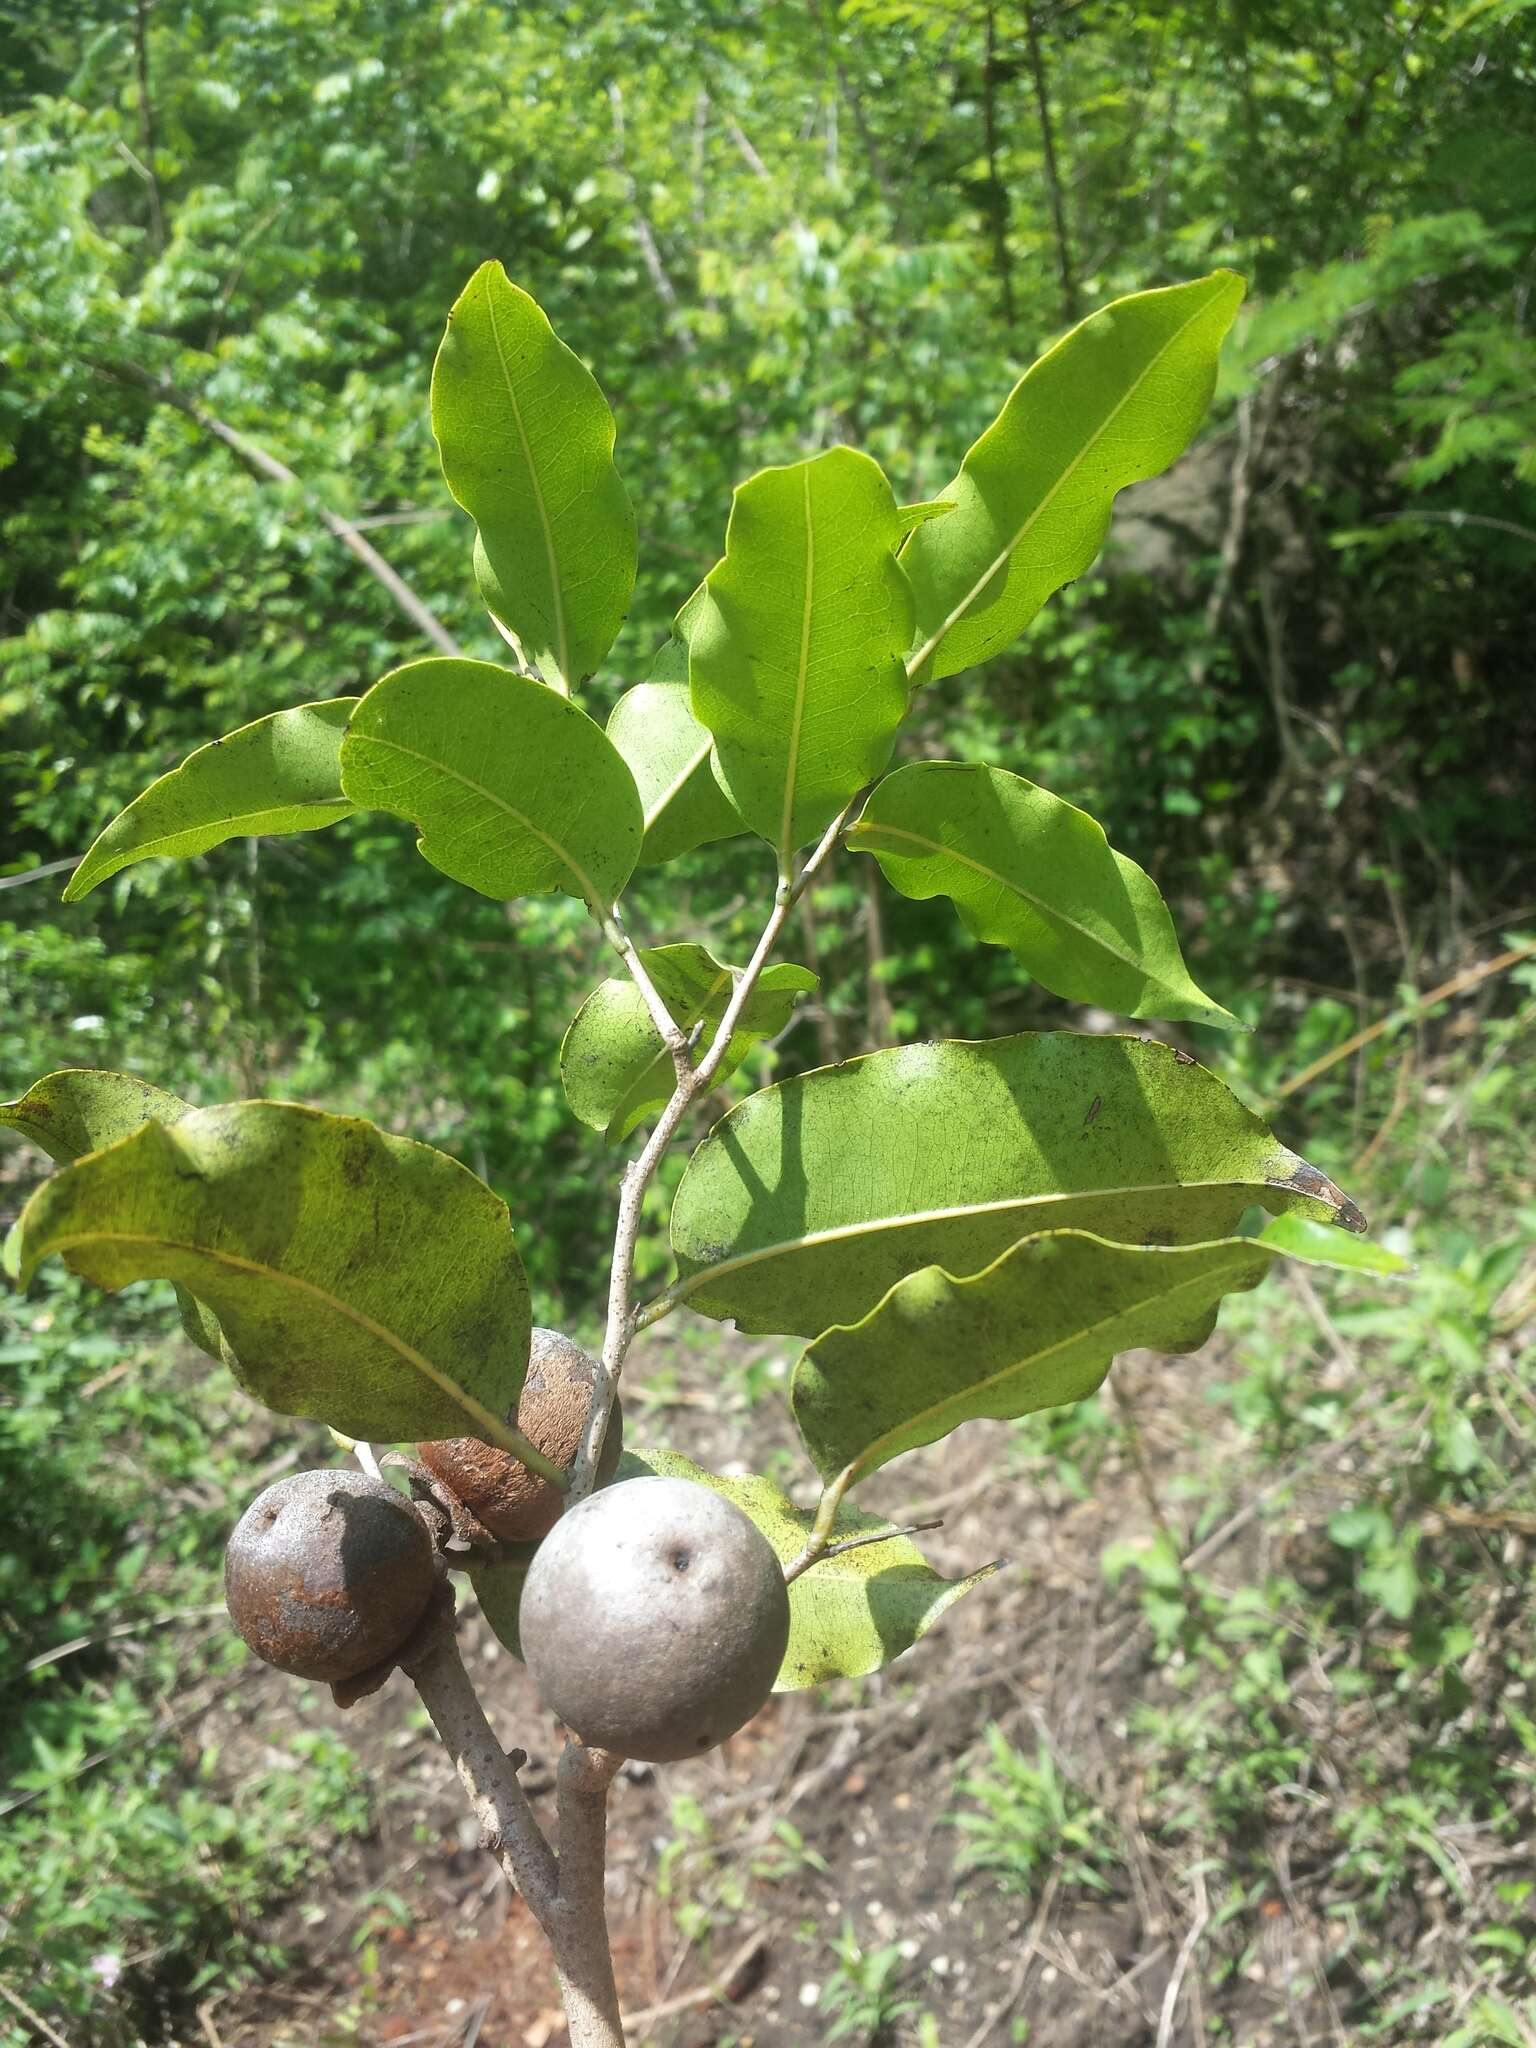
<box><xmin>21</xmin><ymin>1604</ymin><xmax>226</xmax><ymax>1675</ymax></box>
<box><xmin>0</xmin><ymin>1977</ymin><xmax>74</xmax><ymax>2047</ymax></box>
<box><xmin>573</xmin><ymin>811</ymin><xmax>847</xmax><ymax>1497</ymax></box>
<box><xmin>787</xmin><ymin>1518</ymin><xmax>943</xmax><ymax>1583</ymax></box>
<box><xmin>91</xmin><ymin>357</ymin><xmax>463</xmax><ymax>655</ymax></box>
<box><xmin>1155</xmin><ymin>1868</ymin><xmax>1211</xmax><ymax>2048</ymax></box>
<box><xmin>623</xmin><ymin>1924</ymin><xmax>769</xmax><ymax>2039</ymax></box>
<box><xmin>1273</xmin><ymin>944</ymin><xmax>1534</xmax><ymax>1099</ymax></box>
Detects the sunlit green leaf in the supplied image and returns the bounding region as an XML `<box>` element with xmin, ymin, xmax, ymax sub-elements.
<box><xmin>11</xmin><ymin>1102</ymin><xmax>532</xmax><ymax>1445</ymax></box>
<box><xmin>63</xmin><ymin>701</ymin><xmax>356</xmax><ymax>902</ymax></box>
<box><xmin>0</xmin><ymin>1068</ymin><xmax>192</xmax><ymax>1161</ymax></box>
<box><xmin>669</xmin><ymin>1032</ymin><xmax>1366</xmax><ymax>1337</ymax></box>
<box><xmin>689</xmin><ymin>447</ymin><xmax>913</xmax><ymax>866</ymax></box>
<box><xmin>606</xmin><ymin>639</ymin><xmax>743</xmax><ymax>866</ymax></box>
<box><xmin>432</xmin><ymin>261</ymin><xmax>635</xmax><ymax>689</ymax></box>
<box><xmin>794</xmin><ymin>1223</ymin><xmax>1406</xmax><ymax>1488</ymax></box>
<box><xmin>340</xmin><ymin>657</ymin><xmax>642</xmax><ymax>909</ymax></box>
<box><xmin>903</xmin><ymin>272</ymin><xmax>1245</xmax><ymax>682</ymax></box>
<box><xmin>561</xmin><ymin>943</ymin><xmax>816</xmax><ymax>1142</ymax></box>
<box><xmin>849</xmin><ymin>762</ymin><xmax>1237</xmax><ymax>1027</ymax></box>
<box><xmin>618</xmin><ymin>1447</ymin><xmax>996</xmax><ymax>1690</ymax></box>
<box><xmin>0</xmin><ymin>1068</ymin><xmax>225</xmax><ymax>1359</ymax></box>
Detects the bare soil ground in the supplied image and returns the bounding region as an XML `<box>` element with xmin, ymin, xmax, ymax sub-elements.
<box><xmin>184</xmin><ymin>1298</ymin><xmax>1478</xmax><ymax>2048</ymax></box>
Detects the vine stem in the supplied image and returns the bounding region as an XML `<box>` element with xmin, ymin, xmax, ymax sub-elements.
<box><xmin>569</xmin><ymin>805</ymin><xmax>850</xmax><ymax>1502</ymax></box>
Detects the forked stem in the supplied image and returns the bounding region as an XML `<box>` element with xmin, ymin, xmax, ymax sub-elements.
<box><xmin>406</xmin><ymin>1626</ymin><xmax>627</xmax><ymax>2045</ymax></box>
<box><xmin>571</xmin><ymin>808</ymin><xmax>851</xmax><ymax>1501</ymax></box>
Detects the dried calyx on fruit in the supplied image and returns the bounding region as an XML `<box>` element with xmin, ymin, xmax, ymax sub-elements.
<box><xmin>418</xmin><ymin>1326</ymin><xmax>623</xmax><ymax>1543</ymax></box>
<box><xmin>519</xmin><ymin>1476</ymin><xmax>790</xmax><ymax>1763</ymax></box>
<box><xmin>225</xmin><ymin>1468</ymin><xmax>437</xmax><ymax>1682</ymax></box>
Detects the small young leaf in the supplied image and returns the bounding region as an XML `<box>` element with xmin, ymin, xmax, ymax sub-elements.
<box><xmin>561</xmin><ymin>944</ymin><xmax>817</xmax><ymax>1142</ymax></box>
<box><xmin>794</xmin><ymin>1225</ymin><xmax>1405</xmax><ymax>1489</ymax></box>
<box><xmin>11</xmin><ymin>1102</ymin><xmax>532</xmax><ymax>1445</ymax></box>
<box><xmin>617</xmin><ymin>1448</ymin><xmax>996</xmax><ymax>1690</ymax></box>
<box><xmin>848</xmin><ymin>762</ymin><xmax>1237</xmax><ymax>1027</ymax></box>
<box><xmin>606</xmin><ymin>640</ymin><xmax>743</xmax><ymax>866</ymax></box>
<box><xmin>689</xmin><ymin>447</ymin><xmax>913</xmax><ymax>867</ymax></box>
<box><xmin>669</xmin><ymin>1032</ymin><xmax>1367</xmax><ymax>1337</ymax></box>
<box><xmin>903</xmin><ymin>272</ymin><xmax>1245</xmax><ymax>682</ymax></box>
<box><xmin>340</xmin><ymin>658</ymin><xmax>642</xmax><ymax>909</ymax></box>
<box><xmin>0</xmin><ymin>1068</ymin><xmax>224</xmax><ymax>1359</ymax></box>
<box><xmin>432</xmin><ymin>261</ymin><xmax>636</xmax><ymax>689</ymax></box>
<box><xmin>63</xmin><ymin>701</ymin><xmax>357</xmax><ymax>901</ymax></box>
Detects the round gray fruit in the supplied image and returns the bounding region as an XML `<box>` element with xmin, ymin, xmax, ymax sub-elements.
<box><xmin>519</xmin><ymin>1477</ymin><xmax>790</xmax><ymax>1762</ymax></box>
<box><xmin>225</xmin><ymin>1468</ymin><xmax>436</xmax><ymax>1682</ymax></box>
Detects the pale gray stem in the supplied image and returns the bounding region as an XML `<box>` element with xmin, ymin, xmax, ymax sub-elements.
<box><xmin>406</xmin><ymin>1632</ymin><xmax>560</xmax><ymax>1924</ymax></box>
<box><xmin>406</xmin><ymin>1634</ymin><xmax>627</xmax><ymax>2045</ymax></box>
<box><xmin>551</xmin><ymin>1745</ymin><xmax>627</xmax><ymax>2046</ymax></box>
<box><xmin>599</xmin><ymin>906</ymin><xmax>693</xmax><ymax>1059</ymax></box>
<box><xmin>573</xmin><ymin>814</ymin><xmax>850</xmax><ymax>1497</ymax></box>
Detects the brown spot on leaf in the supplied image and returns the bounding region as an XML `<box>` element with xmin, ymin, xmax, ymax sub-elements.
<box><xmin>1274</xmin><ymin>1157</ymin><xmax>1368</xmax><ymax>1234</ymax></box>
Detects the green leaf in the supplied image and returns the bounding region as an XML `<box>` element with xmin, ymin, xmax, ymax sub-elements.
<box><xmin>432</xmin><ymin>261</ymin><xmax>636</xmax><ymax>690</ymax></box>
<box><xmin>617</xmin><ymin>1448</ymin><xmax>996</xmax><ymax>1690</ymax></box>
<box><xmin>902</xmin><ymin>272</ymin><xmax>1245</xmax><ymax>683</ymax></box>
<box><xmin>1253</xmin><ymin>1211</ymin><xmax>1408</xmax><ymax>1274</ymax></box>
<box><xmin>688</xmin><ymin>447</ymin><xmax>914</xmax><ymax>866</ymax></box>
<box><xmin>897</xmin><ymin>500</ymin><xmax>955</xmax><ymax>534</ymax></box>
<box><xmin>10</xmin><ymin>1102</ymin><xmax>533</xmax><ymax>1446</ymax></box>
<box><xmin>793</xmin><ymin>1224</ymin><xmax>1399</xmax><ymax>1489</ymax></box>
<box><xmin>606</xmin><ymin>640</ymin><xmax>744</xmax><ymax>866</ymax></box>
<box><xmin>668</xmin><ymin>1032</ymin><xmax>1366</xmax><ymax>1337</ymax></box>
<box><xmin>0</xmin><ymin>1068</ymin><xmax>224</xmax><ymax>1360</ymax></box>
<box><xmin>848</xmin><ymin>762</ymin><xmax>1237</xmax><ymax>1028</ymax></box>
<box><xmin>561</xmin><ymin>944</ymin><xmax>817</xmax><ymax>1142</ymax></box>
<box><xmin>468</xmin><ymin>1548</ymin><xmax>537</xmax><ymax>1660</ymax></box>
<box><xmin>0</xmin><ymin>1068</ymin><xmax>192</xmax><ymax>1161</ymax></box>
<box><xmin>340</xmin><ymin>658</ymin><xmax>642</xmax><ymax>909</ymax></box>
<box><xmin>63</xmin><ymin>701</ymin><xmax>357</xmax><ymax>901</ymax></box>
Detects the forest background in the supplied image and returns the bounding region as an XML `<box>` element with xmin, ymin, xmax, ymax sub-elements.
<box><xmin>2</xmin><ymin>2</ymin><xmax>1534</xmax><ymax>2044</ymax></box>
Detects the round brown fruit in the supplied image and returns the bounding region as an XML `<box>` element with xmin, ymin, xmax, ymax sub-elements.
<box><xmin>518</xmin><ymin>1476</ymin><xmax>790</xmax><ymax>1763</ymax></box>
<box><xmin>225</xmin><ymin>1468</ymin><xmax>436</xmax><ymax>1682</ymax></box>
<box><xmin>418</xmin><ymin>1327</ymin><xmax>623</xmax><ymax>1543</ymax></box>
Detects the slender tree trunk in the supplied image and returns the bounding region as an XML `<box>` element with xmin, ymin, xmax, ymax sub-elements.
<box><xmin>1022</xmin><ymin>0</ymin><xmax>1078</xmax><ymax>326</ymax></box>
<box><xmin>981</xmin><ymin>3</ymin><xmax>1017</xmax><ymax>334</ymax></box>
<box><xmin>863</xmin><ymin>862</ymin><xmax>893</xmax><ymax>1050</ymax></box>
<box><xmin>797</xmin><ymin>880</ymin><xmax>842</xmax><ymax>1066</ymax></box>
<box><xmin>132</xmin><ymin>0</ymin><xmax>166</xmax><ymax>252</ymax></box>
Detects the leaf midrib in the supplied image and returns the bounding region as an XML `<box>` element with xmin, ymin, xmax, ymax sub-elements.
<box><xmin>641</xmin><ymin>730</ymin><xmax>713</xmax><ymax>833</ymax></box>
<box><xmin>777</xmin><ymin>463</ymin><xmax>816</xmax><ymax>865</ymax></box>
<box><xmin>908</xmin><ymin>285</ymin><xmax>1222</xmax><ymax>676</ymax></box>
<box><xmin>849</xmin><ymin>815</ymin><xmax>1173</xmax><ymax>990</ymax></box>
<box><xmin>350</xmin><ymin>730</ymin><xmax>605</xmax><ymax>909</ymax></box>
<box><xmin>483</xmin><ymin>276</ymin><xmax>570</xmax><ymax>687</ymax></box>
<box><xmin>825</xmin><ymin>1240</ymin><xmax>1264</xmax><ymax>1484</ymax></box>
<box><xmin>37</xmin><ymin>1228</ymin><xmax>517</xmax><ymax>1446</ymax></box>
<box><xmin>676</xmin><ymin>1178</ymin><xmax>1283</xmax><ymax>1299</ymax></box>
